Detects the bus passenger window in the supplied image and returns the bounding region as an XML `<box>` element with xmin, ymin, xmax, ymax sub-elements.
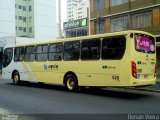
<box><xmin>81</xmin><ymin>39</ymin><xmax>100</xmax><ymax>60</ymax></box>
<box><xmin>14</xmin><ymin>47</ymin><xmax>24</xmax><ymax>62</ymax></box>
<box><xmin>3</xmin><ymin>48</ymin><xmax>13</xmax><ymax>68</ymax></box>
<box><xmin>64</xmin><ymin>41</ymin><xmax>80</xmax><ymax>61</ymax></box>
<box><xmin>35</xmin><ymin>45</ymin><xmax>48</xmax><ymax>61</ymax></box>
<box><xmin>24</xmin><ymin>46</ymin><xmax>35</xmax><ymax>61</ymax></box>
<box><xmin>102</xmin><ymin>36</ymin><xmax>126</xmax><ymax>60</ymax></box>
<box><xmin>49</xmin><ymin>43</ymin><xmax>63</xmax><ymax>61</ymax></box>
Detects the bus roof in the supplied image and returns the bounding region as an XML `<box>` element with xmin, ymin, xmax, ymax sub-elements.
<box><xmin>14</xmin><ymin>30</ymin><xmax>155</xmax><ymax>47</ymax></box>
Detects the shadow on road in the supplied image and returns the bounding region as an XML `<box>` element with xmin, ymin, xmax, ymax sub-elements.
<box><xmin>7</xmin><ymin>81</ymin><xmax>152</xmax><ymax>100</ymax></box>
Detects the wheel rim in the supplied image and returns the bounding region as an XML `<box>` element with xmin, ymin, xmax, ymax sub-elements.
<box><xmin>67</xmin><ymin>78</ymin><xmax>75</xmax><ymax>90</ymax></box>
<box><xmin>13</xmin><ymin>75</ymin><xmax>19</xmax><ymax>84</ymax></box>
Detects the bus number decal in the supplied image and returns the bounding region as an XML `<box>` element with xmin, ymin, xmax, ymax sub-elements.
<box><xmin>112</xmin><ymin>75</ymin><xmax>119</xmax><ymax>80</ymax></box>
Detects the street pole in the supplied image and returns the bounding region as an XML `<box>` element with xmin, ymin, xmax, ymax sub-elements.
<box><xmin>87</xmin><ymin>7</ymin><xmax>90</xmax><ymax>36</ymax></box>
<box><xmin>59</xmin><ymin>0</ymin><xmax>62</xmax><ymax>38</ymax></box>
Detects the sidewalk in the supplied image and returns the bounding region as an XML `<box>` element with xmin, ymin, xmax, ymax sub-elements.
<box><xmin>131</xmin><ymin>81</ymin><xmax>160</xmax><ymax>93</ymax></box>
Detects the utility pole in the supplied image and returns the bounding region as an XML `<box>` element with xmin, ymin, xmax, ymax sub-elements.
<box><xmin>59</xmin><ymin>0</ymin><xmax>62</xmax><ymax>38</ymax></box>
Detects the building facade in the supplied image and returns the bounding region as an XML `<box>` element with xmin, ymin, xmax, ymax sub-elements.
<box><xmin>15</xmin><ymin>0</ymin><xmax>34</xmax><ymax>38</ymax></box>
<box><xmin>67</xmin><ymin>0</ymin><xmax>82</xmax><ymax>21</ymax></box>
<box><xmin>90</xmin><ymin>0</ymin><xmax>160</xmax><ymax>36</ymax></box>
<box><xmin>65</xmin><ymin>0</ymin><xmax>89</xmax><ymax>38</ymax></box>
<box><xmin>73</xmin><ymin>1</ymin><xmax>88</xmax><ymax>20</ymax></box>
<box><xmin>15</xmin><ymin>0</ymin><xmax>58</xmax><ymax>39</ymax></box>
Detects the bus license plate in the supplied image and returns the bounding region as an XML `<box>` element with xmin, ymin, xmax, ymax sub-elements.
<box><xmin>144</xmin><ymin>74</ymin><xmax>148</xmax><ymax>79</ymax></box>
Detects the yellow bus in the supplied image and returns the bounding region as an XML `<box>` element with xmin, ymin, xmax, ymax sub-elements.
<box><xmin>2</xmin><ymin>30</ymin><xmax>156</xmax><ymax>91</ymax></box>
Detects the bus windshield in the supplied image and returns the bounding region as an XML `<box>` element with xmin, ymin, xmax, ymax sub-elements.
<box><xmin>135</xmin><ymin>33</ymin><xmax>155</xmax><ymax>54</ymax></box>
<box><xmin>2</xmin><ymin>48</ymin><xmax>13</xmax><ymax>68</ymax></box>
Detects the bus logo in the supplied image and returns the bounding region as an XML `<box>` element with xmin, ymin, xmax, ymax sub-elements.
<box><xmin>44</xmin><ymin>64</ymin><xmax>48</xmax><ymax>70</ymax></box>
<box><xmin>44</xmin><ymin>64</ymin><xmax>59</xmax><ymax>70</ymax></box>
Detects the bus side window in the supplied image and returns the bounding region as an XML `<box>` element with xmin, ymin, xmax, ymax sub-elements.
<box><xmin>64</xmin><ymin>41</ymin><xmax>80</xmax><ymax>61</ymax></box>
<box><xmin>102</xmin><ymin>36</ymin><xmax>126</xmax><ymax>60</ymax></box>
<box><xmin>24</xmin><ymin>46</ymin><xmax>35</xmax><ymax>62</ymax></box>
<box><xmin>35</xmin><ymin>45</ymin><xmax>48</xmax><ymax>61</ymax></box>
<box><xmin>14</xmin><ymin>47</ymin><xmax>24</xmax><ymax>62</ymax></box>
<box><xmin>49</xmin><ymin>43</ymin><xmax>63</xmax><ymax>61</ymax></box>
<box><xmin>81</xmin><ymin>39</ymin><xmax>100</xmax><ymax>60</ymax></box>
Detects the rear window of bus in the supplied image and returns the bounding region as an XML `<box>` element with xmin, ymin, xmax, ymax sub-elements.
<box><xmin>135</xmin><ymin>33</ymin><xmax>155</xmax><ymax>54</ymax></box>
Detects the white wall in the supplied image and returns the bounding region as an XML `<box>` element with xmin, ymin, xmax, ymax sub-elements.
<box><xmin>34</xmin><ymin>0</ymin><xmax>58</xmax><ymax>40</ymax></box>
<box><xmin>0</xmin><ymin>0</ymin><xmax>15</xmax><ymax>37</ymax></box>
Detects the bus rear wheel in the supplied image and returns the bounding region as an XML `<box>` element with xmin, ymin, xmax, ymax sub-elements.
<box><xmin>64</xmin><ymin>74</ymin><xmax>78</xmax><ymax>91</ymax></box>
<box><xmin>13</xmin><ymin>72</ymin><xmax>20</xmax><ymax>85</ymax></box>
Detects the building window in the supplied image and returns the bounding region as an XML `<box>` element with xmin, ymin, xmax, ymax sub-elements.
<box><xmin>19</xmin><ymin>27</ymin><xmax>23</xmax><ymax>31</ymax></box>
<box><xmin>23</xmin><ymin>17</ymin><xmax>26</xmax><ymax>22</ymax></box>
<box><xmin>23</xmin><ymin>6</ymin><xmax>26</xmax><ymax>11</ymax></box>
<box><xmin>94</xmin><ymin>0</ymin><xmax>99</xmax><ymax>10</ymax></box>
<box><xmin>110</xmin><ymin>0</ymin><xmax>128</xmax><ymax>6</ymax></box>
<box><xmin>131</xmin><ymin>11</ymin><xmax>152</xmax><ymax>29</ymax></box>
<box><xmin>95</xmin><ymin>19</ymin><xmax>105</xmax><ymax>34</ymax></box>
<box><xmin>111</xmin><ymin>16</ymin><xmax>128</xmax><ymax>32</ymax></box>
<box><xmin>100</xmin><ymin>0</ymin><xmax>106</xmax><ymax>9</ymax></box>
<box><xmin>29</xmin><ymin>6</ymin><xmax>32</xmax><ymax>11</ymax></box>
<box><xmin>29</xmin><ymin>27</ymin><xmax>32</xmax><ymax>33</ymax></box>
<box><xmin>18</xmin><ymin>16</ymin><xmax>23</xmax><ymax>20</ymax></box>
<box><xmin>23</xmin><ymin>27</ymin><xmax>26</xmax><ymax>32</ymax></box>
<box><xmin>18</xmin><ymin>5</ymin><xmax>22</xmax><ymax>9</ymax></box>
<box><xmin>66</xmin><ymin>29</ymin><xmax>88</xmax><ymax>38</ymax></box>
<box><xmin>29</xmin><ymin>17</ymin><xmax>32</xmax><ymax>22</ymax></box>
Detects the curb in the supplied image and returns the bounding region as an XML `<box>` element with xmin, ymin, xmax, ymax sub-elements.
<box><xmin>103</xmin><ymin>87</ymin><xmax>160</xmax><ymax>93</ymax></box>
<box><xmin>128</xmin><ymin>88</ymin><xmax>160</xmax><ymax>93</ymax></box>
<box><xmin>126</xmin><ymin>82</ymin><xmax>160</xmax><ymax>93</ymax></box>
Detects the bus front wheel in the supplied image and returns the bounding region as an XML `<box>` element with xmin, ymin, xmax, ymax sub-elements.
<box><xmin>64</xmin><ymin>74</ymin><xmax>78</xmax><ymax>91</ymax></box>
<box><xmin>13</xmin><ymin>72</ymin><xmax>20</xmax><ymax>85</ymax></box>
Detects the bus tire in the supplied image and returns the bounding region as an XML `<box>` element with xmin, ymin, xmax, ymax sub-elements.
<box><xmin>13</xmin><ymin>72</ymin><xmax>20</xmax><ymax>85</ymax></box>
<box><xmin>64</xmin><ymin>74</ymin><xmax>78</xmax><ymax>91</ymax></box>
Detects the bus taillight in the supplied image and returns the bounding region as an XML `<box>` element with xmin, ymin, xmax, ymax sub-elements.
<box><xmin>132</xmin><ymin>61</ymin><xmax>137</xmax><ymax>79</ymax></box>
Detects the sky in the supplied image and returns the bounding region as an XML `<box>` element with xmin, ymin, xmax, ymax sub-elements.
<box><xmin>61</xmin><ymin>0</ymin><xmax>67</xmax><ymax>22</ymax></box>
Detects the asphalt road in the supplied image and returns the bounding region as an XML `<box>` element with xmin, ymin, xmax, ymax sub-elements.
<box><xmin>0</xmin><ymin>79</ymin><xmax>160</xmax><ymax>120</ymax></box>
